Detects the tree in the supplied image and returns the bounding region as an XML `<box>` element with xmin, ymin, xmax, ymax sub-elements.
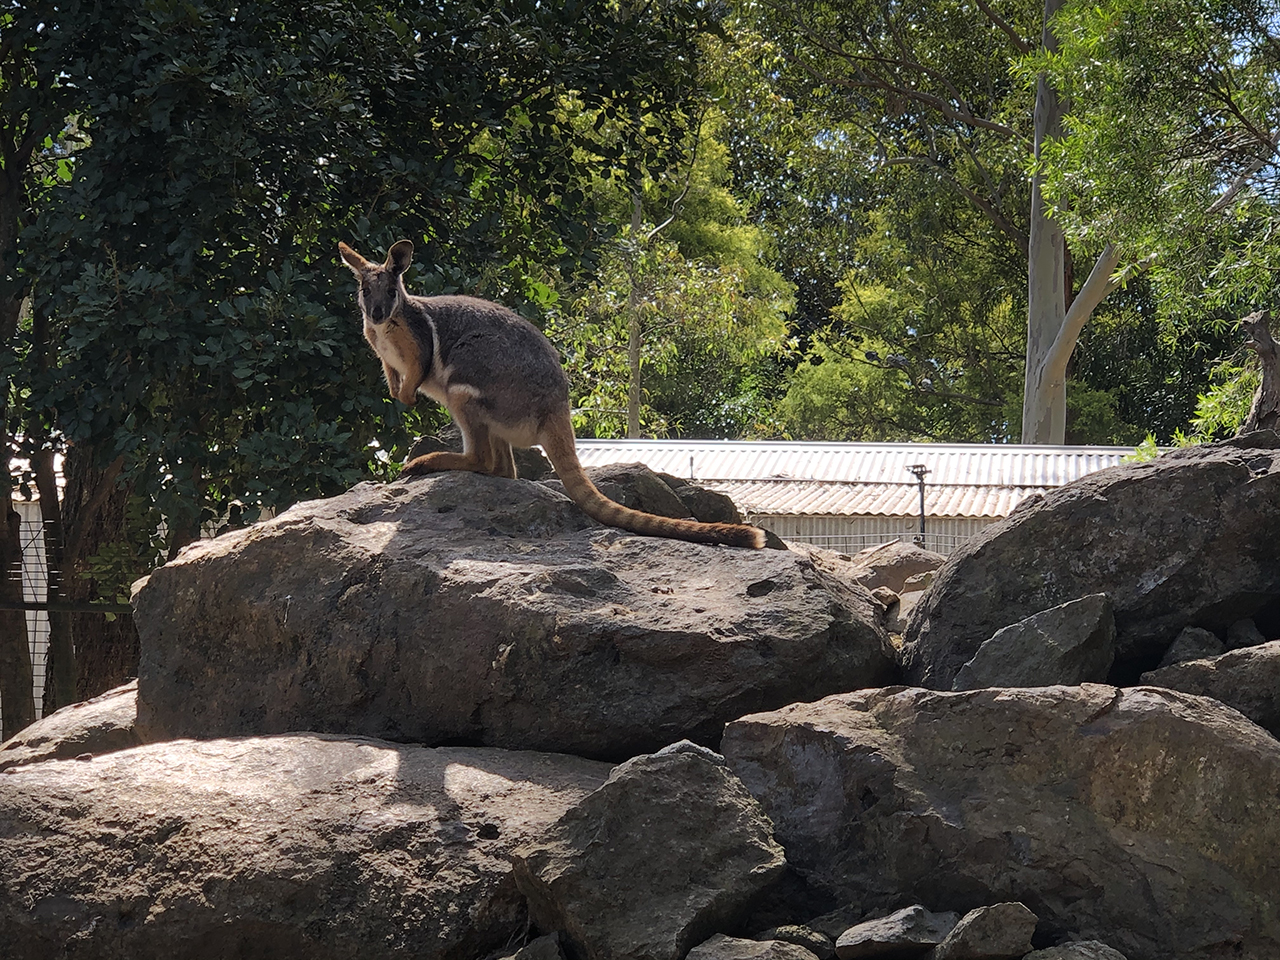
<box><xmin>548</xmin><ymin>110</ymin><xmax>793</xmax><ymax>439</ymax></box>
<box><xmin>6</xmin><ymin>0</ymin><xmax>714</xmax><ymax>721</ymax></box>
<box><xmin>1035</xmin><ymin>0</ymin><xmax>1278</xmax><ymax>305</ymax></box>
<box><xmin>735</xmin><ymin>0</ymin><xmax>1161</xmax><ymax>443</ymax></box>
<box><xmin>1029</xmin><ymin>0</ymin><xmax>1279</xmax><ymax>444</ymax></box>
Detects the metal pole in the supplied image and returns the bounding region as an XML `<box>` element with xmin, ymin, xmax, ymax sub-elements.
<box><xmin>906</xmin><ymin>464</ymin><xmax>930</xmax><ymax>546</ymax></box>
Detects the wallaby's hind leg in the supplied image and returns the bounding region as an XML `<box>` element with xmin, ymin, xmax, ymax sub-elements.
<box><xmin>489</xmin><ymin>436</ymin><xmax>517</xmax><ymax>480</ymax></box>
<box><xmin>402</xmin><ymin>398</ymin><xmax>506</xmax><ymax>478</ymax></box>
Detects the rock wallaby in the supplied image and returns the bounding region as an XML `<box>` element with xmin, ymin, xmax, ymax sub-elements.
<box><xmin>339</xmin><ymin>239</ymin><xmax>766</xmax><ymax>549</ymax></box>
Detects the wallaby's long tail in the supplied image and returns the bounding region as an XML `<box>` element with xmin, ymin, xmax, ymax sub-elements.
<box><xmin>539</xmin><ymin>417</ymin><xmax>766</xmax><ymax>549</ymax></box>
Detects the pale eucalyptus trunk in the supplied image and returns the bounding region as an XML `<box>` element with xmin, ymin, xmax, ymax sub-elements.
<box><xmin>1022</xmin><ymin>0</ymin><xmax>1068</xmax><ymax>445</ymax></box>
<box><xmin>1022</xmin><ymin>0</ymin><xmax>1126</xmax><ymax>444</ymax></box>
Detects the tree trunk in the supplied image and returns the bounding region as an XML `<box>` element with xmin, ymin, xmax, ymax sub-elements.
<box><xmin>1241</xmin><ymin>309</ymin><xmax>1279</xmax><ymax>433</ymax></box>
<box><xmin>1020</xmin><ymin>0</ymin><xmax>1128</xmax><ymax>445</ymax></box>
<box><xmin>57</xmin><ymin>445</ymin><xmax>139</xmax><ymax>704</ymax></box>
<box><xmin>1021</xmin><ymin>0</ymin><xmax>1068</xmax><ymax>445</ymax></box>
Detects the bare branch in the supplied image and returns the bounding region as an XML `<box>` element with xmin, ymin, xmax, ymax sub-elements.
<box><xmin>972</xmin><ymin>0</ymin><xmax>1033</xmax><ymax>54</ymax></box>
<box><xmin>1206</xmin><ymin>129</ymin><xmax>1279</xmax><ymax>216</ymax></box>
<box><xmin>1040</xmin><ymin>244</ymin><xmax>1152</xmax><ymax>383</ymax></box>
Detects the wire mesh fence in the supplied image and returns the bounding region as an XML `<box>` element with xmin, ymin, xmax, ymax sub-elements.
<box><xmin>2</xmin><ymin>512</ymin><xmax>52</xmax><ymax>727</ymax></box>
<box><xmin>777</xmin><ymin>531</ymin><xmax>972</xmax><ymax>557</ymax></box>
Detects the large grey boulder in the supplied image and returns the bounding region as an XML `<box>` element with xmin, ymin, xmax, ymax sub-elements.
<box><xmin>0</xmin><ymin>679</ymin><xmax>140</xmax><ymax>771</ymax></box>
<box><xmin>902</xmin><ymin>434</ymin><xmax>1280</xmax><ymax>688</ymax></box>
<box><xmin>951</xmin><ymin>594</ymin><xmax>1115</xmax><ymax>690</ymax></box>
<box><xmin>689</xmin><ymin>935</ymin><xmax>821</xmax><ymax>960</ymax></box>
<box><xmin>510</xmin><ymin>742</ymin><xmax>786</xmax><ymax>960</ymax></box>
<box><xmin>133</xmin><ymin>472</ymin><xmax>895</xmax><ymax>759</ymax></box>
<box><xmin>930</xmin><ymin>902</ymin><xmax>1036</xmax><ymax>960</ymax></box>
<box><xmin>1141</xmin><ymin>640</ymin><xmax>1280</xmax><ymax>737</ymax></box>
<box><xmin>833</xmin><ymin>904</ymin><xmax>958</xmax><ymax>958</ymax></box>
<box><xmin>846</xmin><ymin>541</ymin><xmax>947</xmax><ymax>596</ymax></box>
<box><xmin>721</xmin><ymin>685</ymin><xmax>1280</xmax><ymax>960</ymax></box>
<box><xmin>0</xmin><ymin>734</ymin><xmax>609</xmax><ymax>960</ymax></box>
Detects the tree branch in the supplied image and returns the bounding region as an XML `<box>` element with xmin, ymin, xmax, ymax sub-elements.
<box><xmin>1206</xmin><ymin>128</ymin><xmax>1280</xmax><ymax>216</ymax></box>
<box><xmin>1040</xmin><ymin>243</ymin><xmax>1126</xmax><ymax>381</ymax></box>
<box><xmin>972</xmin><ymin>0</ymin><xmax>1033</xmax><ymax>54</ymax></box>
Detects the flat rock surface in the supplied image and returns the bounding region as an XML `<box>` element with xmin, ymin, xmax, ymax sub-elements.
<box><xmin>0</xmin><ymin>680</ymin><xmax>140</xmax><ymax>771</ymax></box>
<box><xmin>133</xmin><ymin>473</ymin><xmax>894</xmax><ymax>759</ymax></box>
<box><xmin>901</xmin><ymin>434</ymin><xmax>1280</xmax><ymax>687</ymax></box>
<box><xmin>0</xmin><ymin>734</ymin><xmax>609</xmax><ymax>960</ymax></box>
<box><xmin>722</xmin><ymin>684</ymin><xmax>1280</xmax><ymax>960</ymax></box>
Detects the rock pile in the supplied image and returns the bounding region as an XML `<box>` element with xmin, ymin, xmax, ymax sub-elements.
<box><xmin>3</xmin><ymin>441</ymin><xmax>1280</xmax><ymax>960</ymax></box>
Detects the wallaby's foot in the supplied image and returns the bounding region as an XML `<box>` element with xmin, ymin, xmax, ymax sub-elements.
<box><xmin>401</xmin><ymin>452</ymin><xmax>485</xmax><ymax>477</ymax></box>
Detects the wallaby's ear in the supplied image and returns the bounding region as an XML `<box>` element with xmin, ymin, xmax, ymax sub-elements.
<box><xmin>387</xmin><ymin>240</ymin><xmax>414</xmax><ymax>276</ymax></box>
<box><xmin>338</xmin><ymin>242</ymin><xmax>371</xmax><ymax>274</ymax></box>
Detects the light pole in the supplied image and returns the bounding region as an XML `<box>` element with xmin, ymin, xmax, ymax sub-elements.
<box><xmin>906</xmin><ymin>463</ymin><xmax>930</xmax><ymax>547</ymax></box>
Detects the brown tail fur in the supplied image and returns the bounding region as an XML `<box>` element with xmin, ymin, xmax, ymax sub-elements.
<box><xmin>538</xmin><ymin>415</ymin><xmax>766</xmax><ymax>549</ymax></box>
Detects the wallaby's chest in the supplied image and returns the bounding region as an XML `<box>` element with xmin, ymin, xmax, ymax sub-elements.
<box><xmin>365</xmin><ymin>316</ymin><xmax>424</xmax><ymax>378</ymax></box>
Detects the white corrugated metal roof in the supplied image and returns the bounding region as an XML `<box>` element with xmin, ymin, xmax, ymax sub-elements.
<box><xmin>571</xmin><ymin>440</ymin><xmax>1134</xmax><ymax>519</ymax></box>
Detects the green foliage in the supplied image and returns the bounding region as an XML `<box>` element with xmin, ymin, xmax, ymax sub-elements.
<box><xmin>78</xmin><ymin>496</ymin><xmax>167</xmax><ymax>608</ymax></box>
<box><xmin>1125</xmin><ymin>434</ymin><xmax>1163</xmax><ymax>461</ymax></box>
<box><xmin>778</xmin><ymin>271</ymin><xmax>1023</xmax><ymax>441</ymax></box>
<box><xmin>547</xmin><ymin>110</ymin><xmax>794</xmax><ymax>439</ymax></box>
<box><xmin>1126</xmin><ymin>355</ymin><xmax>1260</xmax><ymax>459</ymax></box>
<box><xmin>726</xmin><ymin>0</ymin><xmax>1041</xmax><ymax>442</ymax></box>
<box><xmin>1028</xmin><ymin>0</ymin><xmax>1278</xmax><ymax>440</ymax></box>
<box><xmin>1184</xmin><ymin>359</ymin><xmax>1261</xmax><ymax>442</ymax></box>
<box><xmin>1034</xmin><ymin>0</ymin><xmax>1280</xmax><ymax>311</ymax></box>
<box><xmin>1067</xmin><ymin>280</ymin><xmax>1241</xmax><ymax>443</ymax></box>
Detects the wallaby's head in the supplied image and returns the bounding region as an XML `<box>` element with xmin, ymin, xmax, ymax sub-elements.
<box><xmin>338</xmin><ymin>240</ymin><xmax>414</xmax><ymax>324</ymax></box>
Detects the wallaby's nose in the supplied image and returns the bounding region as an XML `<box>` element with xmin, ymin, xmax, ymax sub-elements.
<box><xmin>371</xmin><ymin>305</ymin><xmax>385</xmax><ymax>322</ymax></box>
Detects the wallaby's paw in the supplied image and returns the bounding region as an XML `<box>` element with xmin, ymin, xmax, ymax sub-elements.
<box><xmin>400</xmin><ymin>455</ymin><xmax>444</xmax><ymax>477</ymax></box>
<box><xmin>401</xmin><ymin>451</ymin><xmax>483</xmax><ymax>477</ymax></box>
